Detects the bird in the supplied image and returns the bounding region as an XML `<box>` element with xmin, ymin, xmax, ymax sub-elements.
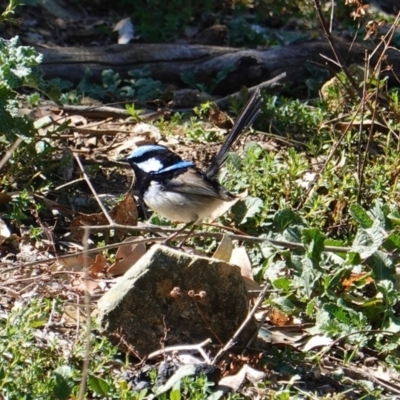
<box><xmin>124</xmin><ymin>89</ymin><xmax>262</xmax><ymax>244</ymax></box>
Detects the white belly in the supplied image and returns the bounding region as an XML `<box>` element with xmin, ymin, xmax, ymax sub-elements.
<box><xmin>143</xmin><ymin>181</ymin><xmax>224</xmax><ymax>222</ymax></box>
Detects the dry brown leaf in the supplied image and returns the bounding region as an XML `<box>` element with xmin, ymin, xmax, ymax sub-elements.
<box><xmin>69</xmin><ymin>212</ymin><xmax>108</xmax><ymax>241</ymax></box>
<box><xmin>342</xmin><ymin>273</ymin><xmax>374</xmax><ymax>290</ymax></box>
<box><xmin>89</xmin><ymin>253</ymin><xmax>108</xmax><ymax>275</ymax></box>
<box><xmin>108</xmin><ymin>238</ymin><xmax>146</xmax><ymax>276</ymax></box>
<box><xmin>110</xmin><ymin>192</ymin><xmax>138</xmax><ymax>241</ymax></box>
<box><xmin>267</xmin><ymin>307</ymin><xmax>292</xmax><ymax>326</ymax></box>
<box><xmin>57</xmin><ymin>254</ymin><xmax>95</xmax><ymax>271</ymax></box>
<box><xmin>241</xmin><ymin>276</ymin><xmax>262</xmax><ymax>292</ymax></box>
<box><xmin>0</xmin><ymin>192</ymin><xmax>12</xmax><ymax>205</ymax></box>
<box><xmin>212</xmin><ymin>234</ymin><xmax>233</xmax><ymax>262</ymax></box>
<box><xmin>72</xmin><ymin>277</ymin><xmax>100</xmax><ymax>294</ymax></box>
<box><xmin>111</xmin><ymin>192</ymin><xmax>138</xmax><ymax>225</ymax></box>
<box><xmin>209</xmin><ymin>107</ymin><xmax>231</xmax><ymax>129</ymax></box>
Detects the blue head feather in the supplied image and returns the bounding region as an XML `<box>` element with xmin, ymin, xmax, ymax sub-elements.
<box><xmin>127</xmin><ymin>145</ymin><xmax>166</xmax><ymax>160</ymax></box>
<box><xmin>158</xmin><ymin>161</ymin><xmax>194</xmax><ymax>174</ymax></box>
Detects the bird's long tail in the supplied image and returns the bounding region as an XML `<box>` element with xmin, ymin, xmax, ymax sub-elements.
<box><xmin>206</xmin><ymin>89</ymin><xmax>262</xmax><ymax>179</ymax></box>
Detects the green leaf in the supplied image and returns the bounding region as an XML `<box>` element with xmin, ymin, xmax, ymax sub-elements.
<box><xmin>384</xmin><ymin>231</ymin><xmax>400</xmax><ymax>252</ymax></box>
<box><xmin>301</xmin><ymin>228</ymin><xmax>325</xmax><ymax>264</ymax></box>
<box><xmin>170</xmin><ymin>388</ymin><xmax>181</xmax><ymax>400</ymax></box>
<box><xmin>383</xmin><ymin>313</ymin><xmax>400</xmax><ymax>333</ymax></box>
<box><xmin>273</xmin><ymin>209</ymin><xmax>303</xmax><ymax>232</ymax></box>
<box><xmin>53</xmin><ymin>372</ymin><xmax>71</xmax><ymax>400</ymax></box>
<box><xmin>283</xmin><ymin>225</ymin><xmax>303</xmax><ymax>243</ymax></box>
<box><xmin>272</xmin><ymin>277</ymin><xmax>291</xmax><ymax>292</ymax></box>
<box><xmin>351</xmin><ymin>220</ymin><xmax>385</xmax><ymax>258</ymax></box>
<box><xmin>272</xmin><ymin>296</ymin><xmax>296</xmax><ymax>313</ymax></box>
<box><xmin>154</xmin><ymin>365</ymin><xmax>196</xmax><ymax>396</ymax></box>
<box><xmin>367</xmin><ymin>250</ymin><xmax>394</xmax><ymax>281</ymax></box>
<box><xmin>236</xmin><ymin>196</ymin><xmax>263</xmax><ymax>224</ymax></box>
<box><xmin>88</xmin><ymin>374</ymin><xmax>112</xmax><ymax>397</ymax></box>
<box><xmin>387</xmin><ymin>210</ymin><xmax>400</xmax><ymax>225</ymax></box>
<box><xmin>345</xmin><ymin>251</ymin><xmax>361</xmax><ymax>266</ymax></box>
<box><xmin>349</xmin><ymin>204</ymin><xmax>373</xmax><ymax>228</ymax></box>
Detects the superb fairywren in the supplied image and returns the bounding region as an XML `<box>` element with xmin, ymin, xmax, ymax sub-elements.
<box><xmin>124</xmin><ymin>89</ymin><xmax>262</xmax><ymax>241</ymax></box>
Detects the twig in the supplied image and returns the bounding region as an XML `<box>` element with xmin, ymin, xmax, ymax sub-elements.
<box><xmin>298</xmin><ymin>99</ymin><xmax>364</xmax><ymax>208</ymax></box>
<box><xmin>356</xmin><ymin>49</ymin><xmax>369</xmax><ymax>202</ymax></box>
<box><xmin>147</xmin><ymin>338</ymin><xmax>212</xmax><ymax>364</ymax></box>
<box><xmin>54</xmin><ymin>177</ymin><xmax>85</xmax><ymax>191</ymax></box>
<box><xmin>43</xmin><ymin>298</ymin><xmax>57</xmax><ymax>333</ymax></box>
<box><xmin>211</xmin><ymin>283</ymin><xmax>269</xmax><ymax>365</ymax></box>
<box><xmin>73</xmin><ymin>154</ymin><xmax>114</xmax><ymax>225</ymax></box>
<box><xmin>215</xmin><ymin>73</ymin><xmax>286</xmax><ymax>108</ymax></box>
<box><xmin>77</xmin><ymin>227</ymin><xmax>91</xmax><ymax>400</ymax></box>
<box><xmin>1</xmin><ymin>226</ymin><xmax>353</xmax><ymax>274</ymax></box>
<box><xmin>0</xmin><ymin>137</ymin><xmax>23</xmax><ymax>172</ymax></box>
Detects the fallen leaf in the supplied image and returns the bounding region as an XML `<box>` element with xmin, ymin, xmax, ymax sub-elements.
<box><xmin>89</xmin><ymin>254</ymin><xmax>108</xmax><ymax>275</ymax></box>
<box><xmin>111</xmin><ymin>192</ymin><xmax>138</xmax><ymax>225</ymax></box>
<box><xmin>230</xmin><ymin>247</ymin><xmax>252</xmax><ymax>280</ymax></box>
<box><xmin>108</xmin><ymin>238</ymin><xmax>146</xmax><ymax>275</ymax></box>
<box><xmin>302</xmin><ymin>335</ymin><xmax>333</xmax><ymax>352</ymax></box>
<box><xmin>62</xmin><ymin>303</ymin><xmax>90</xmax><ymax>324</ymax></box>
<box><xmin>267</xmin><ymin>307</ymin><xmax>292</xmax><ymax>326</ymax></box>
<box><xmin>69</xmin><ymin>212</ymin><xmax>108</xmax><ymax>242</ymax></box>
<box><xmin>342</xmin><ymin>273</ymin><xmax>374</xmax><ymax>290</ymax></box>
<box><xmin>0</xmin><ymin>192</ymin><xmax>12</xmax><ymax>205</ymax></box>
<box><xmin>0</xmin><ymin>218</ymin><xmax>11</xmax><ymax>245</ymax></box>
<box><xmin>57</xmin><ymin>254</ymin><xmax>95</xmax><ymax>271</ymax></box>
<box><xmin>218</xmin><ymin>364</ymin><xmax>266</xmax><ymax>393</ymax></box>
<box><xmin>213</xmin><ymin>234</ymin><xmax>233</xmax><ymax>262</ymax></box>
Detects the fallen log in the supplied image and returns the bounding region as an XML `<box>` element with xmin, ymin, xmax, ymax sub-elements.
<box><xmin>37</xmin><ymin>39</ymin><xmax>378</xmax><ymax>94</ymax></box>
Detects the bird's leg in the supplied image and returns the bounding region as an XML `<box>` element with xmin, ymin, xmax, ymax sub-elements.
<box><xmin>176</xmin><ymin>224</ymin><xmax>197</xmax><ymax>248</ymax></box>
<box><xmin>162</xmin><ymin>222</ymin><xmax>194</xmax><ymax>246</ymax></box>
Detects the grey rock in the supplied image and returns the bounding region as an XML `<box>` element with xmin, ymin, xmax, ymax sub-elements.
<box><xmin>97</xmin><ymin>245</ymin><xmax>255</xmax><ymax>357</ymax></box>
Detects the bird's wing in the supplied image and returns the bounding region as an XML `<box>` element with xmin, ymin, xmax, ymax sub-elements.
<box><xmin>163</xmin><ymin>169</ymin><xmax>234</xmax><ymax>200</ymax></box>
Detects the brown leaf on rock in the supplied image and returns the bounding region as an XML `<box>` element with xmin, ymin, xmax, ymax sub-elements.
<box><xmin>107</xmin><ymin>238</ymin><xmax>146</xmax><ymax>276</ymax></box>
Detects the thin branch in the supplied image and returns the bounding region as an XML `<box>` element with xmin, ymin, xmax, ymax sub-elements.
<box><xmin>147</xmin><ymin>338</ymin><xmax>212</xmax><ymax>363</ymax></box>
<box><xmin>73</xmin><ymin>154</ymin><xmax>114</xmax><ymax>225</ymax></box>
<box><xmin>77</xmin><ymin>227</ymin><xmax>91</xmax><ymax>400</ymax></box>
<box><xmin>0</xmin><ymin>137</ymin><xmax>23</xmax><ymax>172</ymax></box>
<box><xmin>211</xmin><ymin>283</ymin><xmax>269</xmax><ymax>365</ymax></box>
<box><xmin>1</xmin><ymin>225</ymin><xmax>353</xmax><ymax>274</ymax></box>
